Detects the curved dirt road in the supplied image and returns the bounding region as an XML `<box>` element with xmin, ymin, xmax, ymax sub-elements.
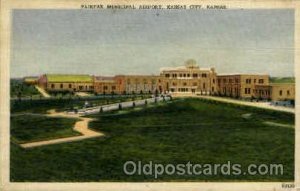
<box><xmin>20</xmin><ymin>110</ymin><xmax>104</xmax><ymax>149</ymax></box>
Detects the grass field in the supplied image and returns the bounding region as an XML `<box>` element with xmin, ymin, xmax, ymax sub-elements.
<box><xmin>11</xmin><ymin>115</ymin><xmax>80</xmax><ymax>144</ymax></box>
<box><xmin>10</xmin><ymin>98</ymin><xmax>294</xmax><ymax>181</ymax></box>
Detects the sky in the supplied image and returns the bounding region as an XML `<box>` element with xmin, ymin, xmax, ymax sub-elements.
<box><xmin>11</xmin><ymin>9</ymin><xmax>294</xmax><ymax>78</ymax></box>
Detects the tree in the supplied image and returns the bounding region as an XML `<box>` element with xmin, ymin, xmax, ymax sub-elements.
<box><xmin>111</xmin><ymin>91</ymin><xmax>115</xmax><ymax>98</ymax></box>
<box><xmin>17</xmin><ymin>91</ymin><xmax>22</xmax><ymax>101</ymax></box>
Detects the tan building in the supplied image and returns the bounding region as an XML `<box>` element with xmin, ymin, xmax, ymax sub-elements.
<box><xmin>116</xmin><ymin>75</ymin><xmax>162</xmax><ymax>94</ymax></box>
<box><xmin>160</xmin><ymin>60</ymin><xmax>217</xmax><ymax>95</ymax></box>
<box><xmin>38</xmin><ymin>74</ymin><xmax>94</xmax><ymax>92</ymax></box>
<box><xmin>270</xmin><ymin>83</ymin><xmax>295</xmax><ymax>101</ymax></box>
<box><xmin>255</xmin><ymin>83</ymin><xmax>295</xmax><ymax>101</ymax></box>
<box><xmin>216</xmin><ymin>74</ymin><xmax>270</xmax><ymax>99</ymax></box>
<box><xmin>33</xmin><ymin>61</ymin><xmax>294</xmax><ymax>102</ymax></box>
<box><xmin>93</xmin><ymin>76</ymin><xmax>120</xmax><ymax>94</ymax></box>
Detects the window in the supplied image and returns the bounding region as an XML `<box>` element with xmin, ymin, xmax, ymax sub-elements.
<box><xmin>223</xmin><ymin>79</ymin><xmax>227</xmax><ymax>83</ymax></box>
<box><xmin>60</xmin><ymin>84</ymin><xmax>63</xmax><ymax>89</ymax></box>
<box><xmin>213</xmin><ymin>79</ymin><xmax>215</xmax><ymax>84</ymax></box>
<box><xmin>203</xmin><ymin>83</ymin><xmax>206</xmax><ymax>89</ymax></box>
<box><xmin>183</xmin><ymin>82</ymin><xmax>187</xmax><ymax>86</ymax></box>
<box><xmin>202</xmin><ymin>73</ymin><xmax>207</xmax><ymax>78</ymax></box>
<box><xmin>259</xmin><ymin>79</ymin><xmax>264</xmax><ymax>84</ymax></box>
<box><xmin>246</xmin><ymin>79</ymin><xmax>251</xmax><ymax>84</ymax></box>
<box><xmin>165</xmin><ymin>74</ymin><xmax>170</xmax><ymax>78</ymax></box>
<box><xmin>192</xmin><ymin>82</ymin><xmax>197</xmax><ymax>86</ymax></box>
<box><xmin>193</xmin><ymin>73</ymin><xmax>198</xmax><ymax>78</ymax></box>
<box><xmin>254</xmin><ymin>79</ymin><xmax>256</xmax><ymax>83</ymax></box>
<box><xmin>172</xmin><ymin>82</ymin><xmax>177</xmax><ymax>86</ymax></box>
<box><xmin>287</xmin><ymin>90</ymin><xmax>290</xmax><ymax>96</ymax></box>
<box><xmin>244</xmin><ymin>88</ymin><xmax>251</xmax><ymax>94</ymax></box>
<box><xmin>235</xmin><ymin>79</ymin><xmax>239</xmax><ymax>83</ymax></box>
<box><xmin>104</xmin><ymin>86</ymin><xmax>108</xmax><ymax>90</ymax></box>
<box><xmin>179</xmin><ymin>73</ymin><xmax>182</xmax><ymax>77</ymax></box>
<box><xmin>279</xmin><ymin>90</ymin><xmax>282</xmax><ymax>96</ymax></box>
<box><xmin>69</xmin><ymin>84</ymin><xmax>72</xmax><ymax>88</ymax></box>
<box><xmin>229</xmin><ymin>79</ymin><xmax>233</xmax><ymax>83</ymax></box>
<box><xmin>187</xmin><ymin>74</ymin><xmax>190</xmax><ymax>77</ymax></box>
<box><xmin>112</xmin><ymin>86</ymin><xmax>116</xmax><ymax>90</ymax></box>
<box><xmin>183</xmin><ymin>74</ymin><xmax>186</xmax><ymax>77</ymax></box>
<box><xmin>51</xmin><ymin>84</ymin><xmax>55</xmax><ymax>89</ymax></box>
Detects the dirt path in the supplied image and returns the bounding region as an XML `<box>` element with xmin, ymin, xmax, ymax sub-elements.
<box><xmin>35</xmin><ymin>85</ymin><xmax>51</xmax><ymax>98</ymax></box>
<box><xmin>263</xmin><ymin>121</ymin><xmax>294</xmax><ymax>128</ymax></box>
<box><xmin>20</xmin><ymin>110</ymin><xmax>104</xmax><ymax>149</ymax></box>
<box><xmin>172</xmin><ymin>94</ymin><xmax>294</xmax><ymax>114</ymax></box>
<box><xmin>75</xmin><ymin>92</ymin><xmax>93</xmax><ymax>97</ymax></box>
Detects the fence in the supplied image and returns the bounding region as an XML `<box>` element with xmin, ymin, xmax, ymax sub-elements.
<box><xmin>74</xmin><ymin>96</ymin><xmax>171</xmax><ymax>115</ymax></box>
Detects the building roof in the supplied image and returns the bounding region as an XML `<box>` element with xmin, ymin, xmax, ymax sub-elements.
<box><xmin>24</xmin><ymin>76</ymin><xmax>38</xmax><ymax>82</ymax></box>
<box><xmin>160</xmin><ymin>66</ymin><xmax>212</xmax><ymax>72</ymax></box>
<box><xmin>94</xmin><ymin>76</ymin><xmax>115</xmax><ymax>82</ymax></box>
<box><xmin>217</xmin><ymin>73</ymin><xmax>269</xmax><ymax>76</ymax></box>
<box><xmin>269</xmin><ymin>77</ymin><xmax>295</xmax><ymax>83</ymax></box>
<box><xmin>46</xmin><ymin>74</ymin><xmax>93</xmax><ymax>83</ymax></box>
<box><xmin>270</xmin><ymin>83</ymin><xmax>295</xmax><ymax>86</ymax></box>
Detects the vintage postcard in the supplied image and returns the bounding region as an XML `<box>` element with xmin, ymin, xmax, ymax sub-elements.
<box><xmin>0</xmin><ymin>0</ymin><xmax>299</xmax><ymax>191</ymax></box>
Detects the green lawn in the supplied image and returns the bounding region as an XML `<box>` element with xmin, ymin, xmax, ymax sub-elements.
<box><xmin>10</xmin><ymin>98</ymin><xmax>294</xmax><ymax>181</ymax></box>
<box><xmin>11</xmin><ymin>115</ymin><xmax>80</xmax><ymax>144</ymax></box>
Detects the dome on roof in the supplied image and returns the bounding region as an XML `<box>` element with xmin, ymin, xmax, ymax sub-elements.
<box><xmin>185</xmin><ymin>59</ymin><xmax>199</xmax><ymax>69</ymax></box>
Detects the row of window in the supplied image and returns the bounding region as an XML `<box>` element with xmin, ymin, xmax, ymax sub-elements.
<box><xmin>50</xmin><ymin>84</ymin><xmax>94</xmax><ymax>90</ymax></box>
<box><xmin>165</xmin><ymin>73</ymin><xmax>208</xmax><ymax>78</ymax></box>
<box><xmin>255</xmin><ymin>89</ymin><xmax>271</xmax><ymax>96</ymax></box>
<box><xmin>222</xmin><ymin>87</ymin><xmax>239</xmax><ymax>94</ymax></box>
<box><xmin>218</xmin><ymin>79</ymin><xmax>240</xmax><ymax>84</ymax></box>
<box><xmin>169</xmin><ymin>82</ymin><xmax>207</xmax><ymax>88</ymax></box>
<box><xmin>218</xmin><ymin>78</ymin><xmax>265</xmax><ymax>84</ymax></box>
<box><xmin>279</xmin><ymin>90</ymin><xmax>290</xmax><ymax>96</ymax></box>
<box><xmin>246</xmin><ymin>79</ymin><xmax>264</xmax><ymax>84</ymax></box>
<box><xmin>103</xmin><ymin>86</ymin><xmax>116</xmax><ymax>90</ymax></box>
<box><xmin>127</xmin><ymin>79</ymin><xmax>160</xmax><ymax>85</ymax></box>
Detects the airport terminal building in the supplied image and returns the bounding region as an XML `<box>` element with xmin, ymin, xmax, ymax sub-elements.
<box><xmin>31</xmin><ymin>61</ymin><xmax>295</xmax><ymax>102</ymax></box>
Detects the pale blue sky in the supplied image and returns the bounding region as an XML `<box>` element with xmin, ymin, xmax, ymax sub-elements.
<box><xmin>11</xmin><ymin>9</ymin><xmax>294</xmax><ymax>78</ymax></box>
